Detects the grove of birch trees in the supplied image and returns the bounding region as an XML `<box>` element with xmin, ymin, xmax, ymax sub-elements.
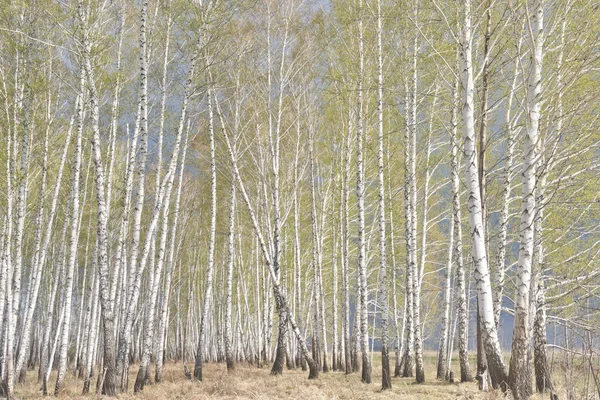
<box><xmin>0</xmin><ymin>0</ymin><xmax>599</xmax><ymax>398</ymax></box>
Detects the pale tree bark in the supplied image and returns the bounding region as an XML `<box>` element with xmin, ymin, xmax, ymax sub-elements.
<box><xmin>215</xmin><ymin>91</ymin><xmax>319</xmax><ymax>380</ymax></box>
<box><xmin>292</xmin><ymin>103</ymin><xmax>304</xmax><ymax>370</ymax></box>
<box><xmin>437</xmin><ymin>161</ymin><xmax>454</xmax><ymax>380</ymax></box>
<box><xmin>401</xmin><ymin>73</ymin><xmax>414</xmax><ymax>379</ymax></box>
<box><xmin>376</xmin><ymin>0</ymin><xmax>390</xmax><ymax>389</ymax></box>
<box><xmin>116</xmin><ymin>1</ymin><xmax>150</xmax><ymax>390</ymax></box>
<box><xmin>193</xmin><ymin>89</ymin><xmax>217</xmax><ymax>382</ymax></box>
<box><xmin>54</xmin><ymin>86</ymin><xmax>85</xmax><ymax>395</ymax></box>
<box><xmin>476</xmin><ymin>5</ymin><xmax>491</xmax><ymax>379</ymax></box>
<box><xmin>309</xmin><ymin>129</ymin><xmax>322</xmax><ymax>371</ymax></box>
<box><xmin>105</xmin><ymin>2</ymin><xmax>126</xmax><ymax>222</ymax></box>
<box><xmin>8</xmin><ymin>53</ymin><xmax>32</xmax><ymax>400</ymax></box>
<box><xmin>134</xmin><ymin>82</ymin><xmax>189</xmax><ymax>392</ymax></box>
<box><xmin>450</xmin><ymin>70</ymin><xmax>473</xmax><ymax>383</ymax></box>
<box><xmin>265</xmin><ymin>3</ymin><xmax>292</xmax><ymax>375</ymax></box>
<box><xmin>332</xmin><ymin>192</ymin><xmax>340</xmax><ymax>372</ymax></box>
<box><xmin>15</xmin><ymin>107</ymin><xmax>75</xmax><ymax>384</ymax></box>
<box><xmin>148</xmin><ymin>15</ymin><xmax>175</xmax><ymax>379</ymax></box>
<box><xmin>533</xmin><ymin>173</ymin><xmax>552</xmax><ymax>394</ymax></box>
<box><xmin>19</xmin><ymin>79</ymin><xmax>51</xmax><ymax>381</ymax></box>
<box><xmin>155</xmin><ymin>128</ymin><xmax>189</xmax><ymax>383</ymax></box>
<box><xmin>410</xmin><ymin>4</ymin><xmax>424</xmax><ymax>383</ymax></box>
<box><xmin>460</xmin><ymin>0</ymin><xmax>507</xmax><ymax>388</ymax></box>
<box><xmin>134</xmin><ymin>20</ymin><xmax>195</xmax><ymax>390</ymax></box>
<box><xmin>318</xmin><ymin>202</ymin><xmax>330</xmax><ymax>373</ymax></box>
<box><xmin>1</xmin><ymin>61</ymin><xmax>16</xmax><ymax>398</ymax></box>
<box><xmin>356</xmin><ymin>0</ymin><xmax>371</xmax><ymax>384</ymax></box>
<box><xmin>5</xmin><ymin>45</ymin><xmax>32</xmax><ymax>400</ymax></box>
<box><xmin>534</xmin><ymin>8</ymin><xmax>566</xmax><ymax>394</ymax></box>
<box><xmin>83</xmin><ymin>246</ymin><xmax>100</xmax><ymax>394</ymax></box>
<box><xmin>508</xmin><ymin>1</ymin><xmax>543</xmax><ymax>398</ymax></box>
<box><xmin>493</xmin><ymin>37</ymin><xmax>522</xmax><ymax>327</ymax></box>
<box><xmin>39</xmin><ymin>216</ymin><xmax>68</xmax><ymax>394</ymax></box>
<box><xmin>225</xmin><ymin>137</ymin><xmax>237</xmax><ymax>371</ymax></box>
<box><xmin>19</xmin><ymin>122</ymin><xmax>49</xmax><ymax>382</ymax></box>
<box><xmin>342</xmin><ymin>108</ymin><xmax>352</xmax><ymax>375</ymax></box>
<box><xmin>79</xmin><ymin>0</ymin><xmax>119</xmax><ymax>393</ymax></box>
<box><xmin>385</xmin><ymin>134</ymin><xmax>402</xmax><ymax>378</ymax></box>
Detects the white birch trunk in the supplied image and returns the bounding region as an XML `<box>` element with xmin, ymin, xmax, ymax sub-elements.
<box><xmin>193</xmin><ymin>89</ymin><xmax>217</xmax><ymax>381</ymax></box>
<box><xmin>460</xmin><ymin>0</ymin><xmax>506</xmax><ymax>387</ymax></box>
<box><xmin>80</xmin><ymin>0</ymin><xmax>119</xmax><ymax>392</ymax></box>
<box><xmin>216</xmin><ymin>91</ymin><xmax>320</xmax><ymax>379</ymax></box>
<box><xmin>508</xmin><ymin>2</ymin><xmax>543</xmax><ymax>397</ymax></box>
<box><xmin>54</xmin><ymin>87</ymin><xmax>84</xmax><ymax>394</ymax></box>
<box><xmin>411</xmin><ymin>6</ymin><xmax>424</xmax><ymax>383</ymax></box>
<box><xmin>356</xmin><ymin>0</ymin><xmax>371</xmax><ymax>384</ymax></box>
<box><xmin>450</xmin><ymin>72</ymin><xmax>473</xmax><ymax>383</ymax></box>
<box><xmin>116</xmin><ymin>1</ymin><xmax>150</xmax><ymax>389</ymax></box>
<box><xmin>493</xmin><ymin>38</ymin><xmax>521</xmax><ymax>327</ymax></box>
<box><xmin>376</xmin><ymin>0</ymin><xmax>390</xmax><ymax>388</ymax></box>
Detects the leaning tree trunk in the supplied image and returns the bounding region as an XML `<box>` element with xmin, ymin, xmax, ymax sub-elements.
<box><xmin>216</xmin><ymin>92</ymin><xmax>319</xmax><ymax>380</ymax></box>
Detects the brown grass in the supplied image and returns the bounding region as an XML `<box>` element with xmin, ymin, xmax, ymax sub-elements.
<box><xmin>13</xmin><ymin>353</ymin><xmax>560</xmax><ymax>399</ymax></box>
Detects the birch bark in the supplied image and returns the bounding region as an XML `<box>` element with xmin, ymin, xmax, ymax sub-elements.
<box><xmin>376</xmin><ymin>0</ymin><xmax>390</xmax><ymax>388</ymax></box>
<box><xmin>54</xmin><ymin>86</ymin><xmax>84</xmax><ymax>395</ymax></box>
<box><xmin>356</xmin><ymin>0</ymin><xmax>371</xmax><ymax>384</ymax></box>
<box><xmin>508</xmin><ymin>1</ymin><xmax>543</xmax><ymax>398</ymax></box>
<box><xmin>460</xmin><ymin>0</ymin><xmax>507</xmax><ymax>388</ymax></box>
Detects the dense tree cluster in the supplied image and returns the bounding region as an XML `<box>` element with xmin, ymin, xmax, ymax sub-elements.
<box><xmin>0</xmin><ymin>0</ymin><xmax>598</xmax><ymax>398</ymax></box>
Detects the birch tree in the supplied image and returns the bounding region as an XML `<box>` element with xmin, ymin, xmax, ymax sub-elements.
<box><xmin>508</xmin><ymin>1</ymin><xmax>544</xmax><ymax>398</ymax></box>
<box><xmin>459</xmin><ymin>0</ymin><xmax>507</xmax><ymax>388</ymax></box>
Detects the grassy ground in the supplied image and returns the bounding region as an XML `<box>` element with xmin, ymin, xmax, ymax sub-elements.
<box><xmin>14</xmin><ymin>353</ymin><xmax>561</xmax><ymax>399</ymax></box>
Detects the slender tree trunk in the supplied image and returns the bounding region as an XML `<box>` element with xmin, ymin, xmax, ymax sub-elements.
<box><xmin>376</xmin><ymin>0</ymin><xmax>390</xmax><ymax>389</ymax></box>
<box><xmin>16</xmin><ymin>108</ymin><xmax>75</xmax><ymax>384</ymax></box>
<box><xmin>450</xmin><ymin>71</ymin><xmax>473</xmax><ymax>383</ymax></box>
<box><xmin>225</xmin><ymin>154</ymin><xmax>237</xmax><ymax>371</ymax></box>
<box><xmin>216</xmin><ymin>92</ymin><xmax>319</xmax><ymax>380</ymax></box>
<box><xmin>411</xmin><ymin>3</ymin><xmax>424</xmax><ymax>384</ymax></box>
<box><xmin>508</xmin><ymin>2</ymin><xmax>543</xmax><ymax>398</ymax></box>
<box><xmin>402</xmin><ymin>73</ymin><xmax>414</xmax><ymax>379</ymax></box>
<box><xmin>80</xmin><ymin>0</ymin><xmax>118</xmax><ymax>393</ymax></box>
<box><xmin>54</xmin><ymin>88</ymin><xmax>84</xmax><ymax>395</ymax></box>
<box><xmin>342</xmin><ymin>109</ymin><xmax>352</xmax><ymax>375</ymax></box>
<box><xmin>533</xmin><ymin>178</ymin><xmax>552</xmax><ymax>394</ymax></box>
<box><xmin>194</xmin><ymin>89</ymin><xmax>217</xmax><ymax>382</ymax></box>
<box><xmin>155</xmin><ymin>96</ymin><xmax>188</xmax><ymax>387</ymax></box>
<box><xmin>460</xmin><ymin>0</ymin><xmax>506</xmax><ymax>388</ymax></box>
<box><xmin>437</xmin><ymin>174</ymin><xmax>454</xmax><ymax>380</ymax></box>
<box><xmin>493</xmin><ymin>37</ymin><xmax>521</xmax><ymax>327</ymax></box>
<box><xmin>356</xmin><ymin>0</ymin><xmax>371</xmax><ymax>384</ymax></box>
<box><xmin>116</xmin><ymin>2</ymin><xmax>150</xmax><ymax>390</ymax></box>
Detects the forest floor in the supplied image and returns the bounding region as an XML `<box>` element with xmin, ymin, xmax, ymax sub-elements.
<box><xmin>15</xmin><ymin>352</ymin><xmax>562</xmax><ymax>399</ymax></box>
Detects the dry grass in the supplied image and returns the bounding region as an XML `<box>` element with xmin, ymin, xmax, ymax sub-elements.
<box><xmin>13</xmin><ymin>353</ymin><xmax>561</xmax><ymax>399</ymax></box>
